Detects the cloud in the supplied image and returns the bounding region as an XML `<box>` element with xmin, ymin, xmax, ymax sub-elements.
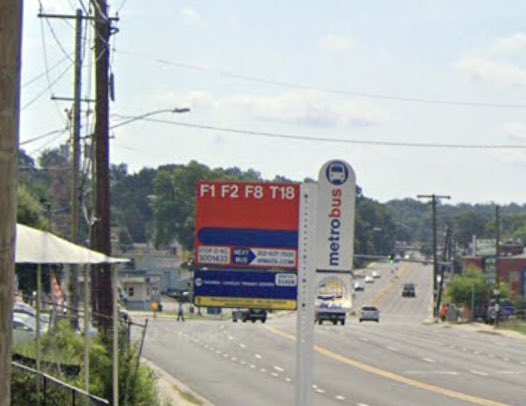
<box><xmin>318</xmin><ymin>34</ymin><xmax>356</xmax><ymax>54</ymax></box>
<box><xmin>492</xmin><ymin>33</ymin><xmax>526</xmax><ymax>54</ymax></box>
<box><xmin>161</xmin><ymin>90</ymin><xmax>383</xmax><ymax>128</ymax></box>
<box><xmin>456</xmin><ymin>57</ymin><xmax>526</xmax><ymax>88</ymax></box>
<box><xmin>181</xmin><ymin>7</ymin><xmax>204</xmax><ymax>28</ymax></box>
<box><xmin>503</xmin><ymin>122</ymin><xmax>526</xmax><ymax>142</ymax></box>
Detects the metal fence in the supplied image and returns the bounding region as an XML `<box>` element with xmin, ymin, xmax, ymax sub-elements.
<box><xmin>11</xmin><ymin>362</ymin><xmax>109</xmax><ymax>406</ymax></box>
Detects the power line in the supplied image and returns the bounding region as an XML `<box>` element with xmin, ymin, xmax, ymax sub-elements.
<box><xmin>28</xmin><ymin>130</ymin><xmax>69</xmax><ymax>156</ymax></box>
<box><xmin>112</xmin><ymin>115</ymin><xmax>526</xmax><ymax>150</ymax></box>
<box><xmin>21</xmin><ymin>61</ymin><xmax>74</xmax><ymax>110</ymax></box>
<box><xmin>22</xmin><ymin>55</ymin><xmax>71</xmax><ymax>88</ymax></box>
<box><xmin>116</xmin><ymin>49</ymin><xmax>526</xmax><ymax>109</ymax></box>
<box><xmin>20</xmin><ymin>128</ymin><xmax>69</xmax><ymax>145</ymax></box>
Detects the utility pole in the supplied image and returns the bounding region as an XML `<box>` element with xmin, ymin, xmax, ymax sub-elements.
<box><xmin>0</xmin><ymin>2</ymin><xmax>23</xmax><ymax>405</ymax></box>
<box><xmin>435</xmin><ymin>225</ymin><xmax>451</xmax><ymax>317</ymax></box>
<box><xmin>495</xmin><ymin>205</ymin><xmax>501</xmax><ymax>327</ymax></box>
<box><xmin>417</xmin><ymin>194</ymin><xmax>451</xmax><ymax>320</ymax></box>
<box><xmin>92</xmin><ymin>0</ymin><xmax>113</xmax><ymax>335</ymax></box>
<box><xmin>39</xmin><ymin>8</ymin><xmax>86</xmax><ymax>329</ymax></box>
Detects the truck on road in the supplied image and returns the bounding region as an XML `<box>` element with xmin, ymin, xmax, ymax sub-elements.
<box><xmin>315</xmin><ymin>276</ymin><xmax>351</xmax><ymax>325</ymax></box>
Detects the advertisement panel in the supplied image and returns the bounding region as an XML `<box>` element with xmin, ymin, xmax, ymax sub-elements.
<box><xmin>315</xmin><ymin>160</ymin><xmax>356</xmax><ymax>272</ymax></box>
<box><xmin>193</xmin><ymin>270</ymin><xmax>297</xmax><ymax>310</ymax></box>
<box><xmin>196</xmin><ymin>182</ymin><xmax>300</xmax><ymax>269</ymax></box>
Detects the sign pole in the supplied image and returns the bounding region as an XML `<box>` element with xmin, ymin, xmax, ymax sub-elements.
<box><xmin>296</xmin><ymin>183</ymin><xmax>317</xmax><ymax>406</ymax></box>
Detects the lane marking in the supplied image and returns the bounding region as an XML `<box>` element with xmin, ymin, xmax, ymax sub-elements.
<box><xmin>255</xmin><ymin>353</ymin><xmax>263</xmax><ymax>359</ymax></box>
<box><xmin>315</xmin><ymin>388</ymin><xmax>325</xmax><ymax>394</ymax></box>
<box><xmin>470</xmin><ymin>370</ymin><xmax>489</xmax><ymax>376</ymax></box>
<box><xmin>274</xmin><ymin>366</ymin><xmax>285</xmax><ymax>372</ymax></box>
<box><xmin>422</xmin><ymin>357</ymin><xmax>435</xmax><ymax>364</ymax></box>
<box><xmin>271</xmin><ymin>372</ymin><xmax>279</xmax><ymax>378</ymax></box>
<box><xmin>239</xmin><ymin>343</ymin><xmax>247</xmax><ymax>349</ymax></box>
<box><xmin>335</xmin><ymin>395</ymin><xmax>345</xmax><ymax>400</ymax></box>
<box><xmin>265</xmin><ymin>325</ymin><xmax>509</xmax><ymax>406</ymax></box>
<box><xmin>387</xmin><ymin>346</ymin><xmax>398</xmax><ymax>352</ymax></box>
<box><xmin>285</xmin><ymin>377</ymin><xmax>292</xmax><ymax>382</ymax></box>
<box><xmin>372</xmin><ymin>265</ymin><xmax>410</xmax><ymax>307</ymax></box>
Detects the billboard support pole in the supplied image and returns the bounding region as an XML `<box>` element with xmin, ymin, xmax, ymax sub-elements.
<box><xmin>296</xmin><ymin>183</ymin><xmax>317</xmax><ymax>406</ymax></box>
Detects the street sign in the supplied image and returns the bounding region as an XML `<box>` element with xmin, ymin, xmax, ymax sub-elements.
<box><xmin>316</xmin><ymin>160</ymin><xmax>356</xmax><ymax>272</ymax></box>
<box><xmin>193</xmin><ymin>269</ymin><xmax>298</xmax><ymax>310</ymax></box>
<box><xmin>196</xmin><ymin>181</ymin><xmax>300</xmax><ymax>269</ymax></box>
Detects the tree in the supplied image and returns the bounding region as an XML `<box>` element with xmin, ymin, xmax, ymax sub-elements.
<box><xmin>454</xmin><ymin>211</ymin><xmax>488</xmax><ymax>248</ymax></box>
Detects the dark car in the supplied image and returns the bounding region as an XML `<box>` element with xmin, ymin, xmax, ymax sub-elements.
<box><xmin>402</xmin><ymin>283</ymin><xmax>416</xmax><ymax>297</ymax></box>
<box><xmin>242</xmin><ymin>309</ymin><xmax>267</xmax><ymax>323</ymax></box>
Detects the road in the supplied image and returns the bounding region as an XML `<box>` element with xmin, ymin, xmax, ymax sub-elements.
<box><xmin>141</xmin><ymin>262</ymin><xmax>526</xmax><ymax>406</ymax></box>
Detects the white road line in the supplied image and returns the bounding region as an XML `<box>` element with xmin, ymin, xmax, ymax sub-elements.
<box><xmin>312</xmin><ymin>384</ymin><xmax>318</xmax><ymax>389</ymax></box>
<box><xmin>315</xmin><ymin>388</ymin><xmax>325</xmax><ymax>394</ymax></box>
<box><xmin>357</xmin><ymin>403</ymin><xmax>369</xmax><ymax>406</ymax></box>
<box><xmin>215</xmin><ymin>350</ymin><xmax>221</xmax><ymax>355</ymax></box>
<box><xmin>496</xmin><ymin>370</ymin><xmax>515</xmax><ymax>374</ymax></box>
<box><xmin>260</xmin><ymin>368</ymin><xmax>267</xmax><ymax>373</ymax></box>
<box><xmin>387</xmin><ymin>346</ymin><xmax>398</xmax><ymax>352</ymax></box>
<box><xmin>239</xmin><ymin>343</ymin><xmax>247</xmax><ymax>349</ymax></box>
<box><xmin>520</xmin><ymin>361</ymin><xmax>526</xmax><ymax>365</ymax></box>
<box><xmin>271</xmin><ymin>372</ymin><xmax>279</xmax><ymax>378</ymax></box>
<box><xmin>250</xmin><ymin>364</ymin><xmax>256</xmax><ymax>369</ymax></box>
<box><xmin>285</xmin><ymin>377</ymin><xmax>292</xmax><ymax>383</ymax></box>
<box><xmin>470</xmin><ymin>370</ymin><xmax>488</xmax><ymax>376</ymax></box>
<box><xmin>422</xmin><ymin>357</ymin><xmax>435</xmax><ymax>363</ymax></box>
<box><xmin>473</xmin><ymin>351</ymin><xmax>479</xmax><ymax>355</ymax></box>
<box><xmin>360</xmin><ymin>337</ymin><xmax>369</xmax><ymax>342</ymax></box>
<box><xmin>222</xmin><ymin>354</ymin><xmax>229</xmax><ymax>358</ymax></box>
<box><xmin>503</xmin><ymin>357</ymin><xmax>510</xmax><ymax>362</ymax></box>
<box><xmin>488</xmin><ymin>354</ymin><xmax>495</xmax><ymax>358</ymax></box>
<box><xmin>231</xmin><ymin>357</ymin><xmax>237</xmax><ymax>362</ymax></box>
<box><xmin>240</xmin><ymin>360</ymin><xmax>246</xmax><ymax>365</ymax></box>
<box><xmin>255</xmin><ymin>353</ymin><xmax>263</xmax><ymax>359</ymax></box>
<box><xmin>335</xmin><ymin>395</ymin><xmax>345</xmax><ymax>401</ymax></box>
<box><xmin>274</xmin><ymin>366</ymin><xmax>285</xmax><ymax>372</ymax></box>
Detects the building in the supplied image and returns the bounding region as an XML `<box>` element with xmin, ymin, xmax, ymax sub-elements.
<box><xmin>120</xmin><ymin>269</ymin><xmax>162</xmax><ymax>311</ymax></box>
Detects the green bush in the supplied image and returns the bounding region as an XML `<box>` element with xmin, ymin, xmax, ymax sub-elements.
<box><xmin>12</xmin><ymin>320</ymin><xmax>160</xmax><ymax>405</ymax></box>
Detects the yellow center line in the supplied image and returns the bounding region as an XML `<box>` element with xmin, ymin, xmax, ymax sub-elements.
<box><xmin>264</xmin><ymin>325</ymin><xmax>509</xmax><ymax>406</ymax></box>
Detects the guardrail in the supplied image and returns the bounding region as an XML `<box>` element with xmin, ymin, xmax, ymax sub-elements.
<box><xmin>11</xmin><ymin>362</ymin><xmax>109</xmax><ymax>405</ymax></box>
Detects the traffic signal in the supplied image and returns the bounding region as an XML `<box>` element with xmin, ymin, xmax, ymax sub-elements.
<box><xmin>389</xmin><ymin>254</ymin><xmax>395</xmax><ymax>264</ymax></box>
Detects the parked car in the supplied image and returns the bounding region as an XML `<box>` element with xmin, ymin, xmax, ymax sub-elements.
<box><xmin>242</xmin><ymin>309</ymin><xmax>267</xmax><ymax>323</ymax></box>
<box><xmin>232</xmin><ymin>309</ymin><xmax>245</xmax><ymax>322</ymax></box>
<box><xmin>359</xmin><ymin>306</ymin><xmax>380</xmax><ymax>322</ymax></box>
<box><xmin>402</xmin><ymin>283</ymin><xmax>416</xmax><ymax>297</ymax></box>
<box><xmin>372</xmin><ymin>271</ymin><xmax>380</xmax><ymax>279</ymax></box>
<box><xmin>364</xmin><ymin>276</ymin><xmax>374</xmax><ymax>284</ymax></box>
<box><xmin>353</xmin><ymin>282</ymin><xmax>364</xmax><ymax>292</ymax></box>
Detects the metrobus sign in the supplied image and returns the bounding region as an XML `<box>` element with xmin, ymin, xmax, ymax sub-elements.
<box><xmin>196</xmin><ymin>182</ymin><xmax>300</xmax><ymax>269</ymax></box>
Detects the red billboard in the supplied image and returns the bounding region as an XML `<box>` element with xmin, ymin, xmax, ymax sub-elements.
<box><xmin>196</xmin><ymin>182</ymin><xmax>300</xmax><ymax>269</ymax></box>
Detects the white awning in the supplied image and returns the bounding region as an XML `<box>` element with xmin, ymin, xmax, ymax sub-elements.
<box><xmin>15</xmin><ymin>224</ymin><xmax>129</xmax><ymax>264</ymax></box>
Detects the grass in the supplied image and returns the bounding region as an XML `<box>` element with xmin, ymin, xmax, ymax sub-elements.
<box><xmin>501</xmin><ymin>321</ymin><xmax>526</xmax><ymax>335</ymax></box>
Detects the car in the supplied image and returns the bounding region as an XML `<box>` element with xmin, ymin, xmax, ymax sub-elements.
<box><xmin>242</xmin><ymin>309</ymin><xmax>267</xmax><ymax>323</ymax></box>
<box><xmin>359</xmin><ymin>306</ymin><xmax>379</xmax><ymax>322</ymax></box>
<box><xmin>364</xmin><ymin>276</ymin><xmax>374</xmax><ymax>284</ymax></box>
<box><xmin>402</xmin><ymin>283</ymin><xmax>416</xmax><ymax>297</ymax></box>
<box><xmin>232</xmin><ymin>309</ymin><xmax>245</xmax><ymax>322</ymax></box>
<box><xmin>353</xmin><ymin>282</ymin><xmax>364</xmax><ymax>292</ymax></box>
<box><xmin>372</xmin><ymin>271</ymin><xmax>380</xmax><ymax>279</ymax></box>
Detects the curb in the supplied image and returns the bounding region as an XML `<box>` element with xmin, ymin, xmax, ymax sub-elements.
<box><xmin>142</xmin><ymin>358</ymin><xmax>215</xmax><ymax>406</ymax></box>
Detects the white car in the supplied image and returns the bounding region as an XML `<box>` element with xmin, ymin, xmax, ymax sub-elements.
<box><xmin>359</xmin><ymin>306</ymin><xmax>380</xmax><ymax>322</ymax></box>
<box><xmin>353</xmin><ymin>282</ymin><xmax>364</xmax><ymax>292</ymax></box>
<box><xmin>364</xmin><ymin>276</ymin><xmax>374</xmax><ymax>283</ymax></box>
<box><xmin>372</xmin><ymin>271</ymin><xmax>380</xmax><ymax>279</ymax></box>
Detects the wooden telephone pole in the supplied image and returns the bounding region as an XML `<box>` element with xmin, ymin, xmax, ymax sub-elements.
<box><xmin>0</xmin><ymin>2</ymin><xmax>23</xmax><ymax>405</ymax></box>
<box><xmin>417</xmin><ymin>194</ymin><xmax>451</xmax><ymax>319</ymax></box>
<box><xmin>91</xmin><ymin>0</ymin><xmax>113</xmax><ymax>334</ymax></box>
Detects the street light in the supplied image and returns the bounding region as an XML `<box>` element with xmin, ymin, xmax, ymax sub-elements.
<box><xmin>109</xmin><ymin>107</ymin><xmax>191</xmax><ymax>130</ymax></box>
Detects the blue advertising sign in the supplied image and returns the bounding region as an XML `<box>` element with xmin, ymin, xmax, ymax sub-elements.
<box><xmin>193</xmin><ymin>270</ymin><xmax>297</xmax><ymax>310</ymax></box>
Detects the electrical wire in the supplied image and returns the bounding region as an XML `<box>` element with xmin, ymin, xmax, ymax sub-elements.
<box><xmin>22</xmin><ymin>55</ymin><xmax>71</xmax><ymax>88</ymax></box>
<box><xmin>21</xmin><ymin>128</ymin><xmax>69</xmax><ymax>146</ymax></box>
<box><xmin>27</xmin><ymin>130</ymin><xmax>69</xmax><ymax>156</ymax></box>
<box><xmin>21</xmin><ymin>61</ymin><xmax>75</xmax><ymax>110</ymax></box>
<box><xmin>115</xmin><ymin>115</ymin><xmax>526</xmax><ymax>150</ymax></box>
<box><xmin>116</xmin><ymin>49</ymin><xmax>526</xmax><ymax>109</ymax></box>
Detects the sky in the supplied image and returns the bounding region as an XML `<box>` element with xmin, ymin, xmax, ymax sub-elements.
<box><xmin>20</xmin><ymin>1</ymin><xmax>526</xmax><ymax>205</ymax></box>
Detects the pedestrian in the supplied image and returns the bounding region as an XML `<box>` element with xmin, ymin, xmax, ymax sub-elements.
<box><xmin>440</xmin><ymin>304</ymin><xmax>448</xmax><ymax>322</ymax></box>
<box><xmin>177</xmin><ymin>304</ymin><xmax>185</xmax><ymax>322</ymax></box>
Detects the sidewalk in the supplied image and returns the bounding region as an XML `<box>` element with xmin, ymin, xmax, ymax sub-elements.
<box><xmin>433</xmin><ymin>320</ymin><xmax>526</xmax><ymax>341</ymax></box>
<box><xmin>143</xmin><ymin>358</ymin><xmax>215</xmax><ymax>406</ymax></box>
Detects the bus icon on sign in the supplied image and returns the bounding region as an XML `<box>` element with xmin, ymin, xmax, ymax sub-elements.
<box><xmin>326</xmin><ymin>161</ymin><xmax>348</xmax><ymax>185</ymax></box>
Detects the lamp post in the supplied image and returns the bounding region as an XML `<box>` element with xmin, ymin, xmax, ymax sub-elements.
<box><xmin>110</xmin><ymin>107</ymin><xmax>191</xmax><ymax>130</ymax></box>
